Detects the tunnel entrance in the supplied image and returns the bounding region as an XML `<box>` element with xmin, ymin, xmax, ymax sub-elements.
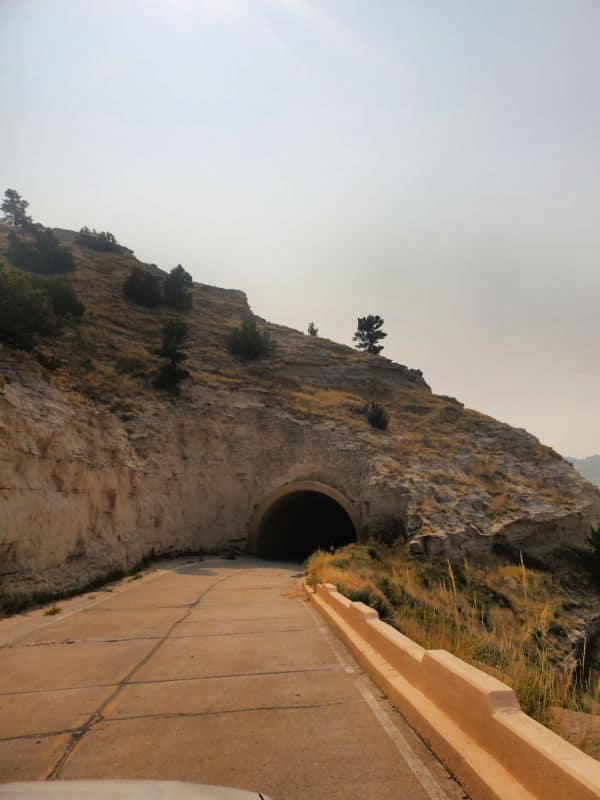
<box><xmin>256</xmin><ymin>490</ymin><xmax>357</xmax><ymax>561</ymax></box>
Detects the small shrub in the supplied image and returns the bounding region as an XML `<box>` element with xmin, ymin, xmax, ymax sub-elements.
<box><xmin>343</xmin><ymin>585</ymin><xmax>393</xmax><ymax>621</ymax></box>
<box><xmin>35</xmin><ymin>350</ymin><xmax>62</xmax><ymax>371</ymax></box>
<box><xmin>366</xmin><ymin>401</ymin><xmax>389</xmax><ymax>430</ymax></box>
<box><xmin>376</xmin><ymin>575</ymin><xmax>407</xmax><ymax>606</ymax></box>
<box><xmin>228</xmin><ymin>318</ymin><xmax>273</xmax><ymax>360</ymax></box>
<box><xmin>75</xmin><ymin>226</ymin><xmax>121</xmax><ymax>252</ymax></box>
<box><xmin>367</xmin><ymin>546</ymin><xmax>382</xmax><ymax>561</ymax></box>
<box><xmin>153</xmin><ymin>319</ymin><xmax>190</xmax><ymax>395</ymax></box>
<box><xmin>307</xmin><ymin>322</ymin><xmax>318</xmax><ymax>337</ymax></box>
<box><xmin>43</xmin><ymin>604</ymin><xmax>61</xmax><ymax>616</ymax></box>
<box><xmin>0</xmin><ymin>263</ymin><xmax>60</xmax><ymax>351</ymax></box>
<box><xmin>123</xmin><ymin>266</ymin><xmax>163</xmax><ymax>308</ymax></box>
<box><xmin>154</xmin><ymin>363</ymin><xmax>190</xmax><ymax>393</ymax></box>
<box><xmin>31</xmin><ymin>277</ymin><xmax>84</xmax><ymax>317</ymax></box>
<box><xmin>164</xmin><ymin>264</ymin><xmax>193</xmax><ymax>310</ymax></box>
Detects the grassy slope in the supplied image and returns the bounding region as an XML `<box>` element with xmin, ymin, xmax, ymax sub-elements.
<box><xmin>307</xmin><ymin>543</ymin><xmax>600</xmax><ymax>756</ymax></box>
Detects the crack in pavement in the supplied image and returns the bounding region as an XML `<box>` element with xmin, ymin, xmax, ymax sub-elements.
<box><xmin>6</xmin><ymin>636</ymin><xmax>162</xmax><ymax>648</ymax></box>
<box><xmin>46</xmin><ymin>570</ymin><xmax>241</xmax><ymax>780</ymax></box>
<box><xmin>0</xmin><ymin>699</ymin><xmax>360</xmax><ymax>743</ymax></box>
<box><xmin>0</xmin><ymin>664</ymin><xmax>342</xmax><ymax>698</ymax></box>
<box><xmin>7</xmin><ymin>626</ymin><xmax>313</xmax><ymax>648</ymax></box>
<box><xmin>71</xmin><ymin>605</ymin><xmax>196</xmax><ymax>613</ymax></box>
<box><xmin>0</xmin><ymin>728</ymin><xmax>78</xmax><ymax>744</ymax></box>
<box><xmin>100</xmin><ymin>699</ymin><xmax>359</xmax><ymax>723</ymax></box>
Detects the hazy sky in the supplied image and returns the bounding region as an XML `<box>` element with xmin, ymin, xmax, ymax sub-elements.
<box><xmin>2</xmin><ymin>1</ymin><xmax>599</xmax><ymax>457</ymax></box>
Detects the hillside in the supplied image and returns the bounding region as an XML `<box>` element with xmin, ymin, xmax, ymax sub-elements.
<box><xmin>1</xmin><ymin>221</ymin><xmax>599</xmax><ymax>608</ymax></box>
<box><xmin>570</xmin><ymin>456</ymin><xmax>600</xmax><ymax>489</ymax></box>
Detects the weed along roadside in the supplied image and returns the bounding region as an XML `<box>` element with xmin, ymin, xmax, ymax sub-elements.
<box><xmin>305</xmin><ymin>570</ymin><xmax>600</xmax><ymax>800</ymax></box>
<box><xmin>306</xmin><ymin>545</ymin><xmax>600</xmax><ymax>731</ymax></box>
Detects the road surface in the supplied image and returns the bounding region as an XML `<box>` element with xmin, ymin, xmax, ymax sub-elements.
<box><xmin>0</xmin><ymin>559</ymin><xmax>466</xmax><ymax>799</ymax></box>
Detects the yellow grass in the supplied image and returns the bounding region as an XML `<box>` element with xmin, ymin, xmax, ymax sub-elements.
<box><xmin>306</xmin><ymin>544</ymin><xmax>589</xmax><ymax>734</ymax></box>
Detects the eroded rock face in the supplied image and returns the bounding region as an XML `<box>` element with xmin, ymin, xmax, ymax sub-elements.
<box><xmin>0</xmin><ymin>360</ymin><xmax>373</xmax><ymax>598</ymax></box>
<box><xmin>2</xmin><ymin>346</ymin><xmax>599</xmax><ymax>604</ymax></box>
<box><xmin>1</xmin><ymin>232</ymin><xmax>599</xmax><ymax>603</ymax></box>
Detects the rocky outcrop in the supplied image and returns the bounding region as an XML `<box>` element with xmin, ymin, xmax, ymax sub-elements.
<box><xmin>2</xmin><ymin>346</ymin><xmax>599</xmax><ymax>604</ymax></box>
<box><xmin>1</xmin><ymin>228</ymin><xmax>599</xmax><ymax>604</ymax></box>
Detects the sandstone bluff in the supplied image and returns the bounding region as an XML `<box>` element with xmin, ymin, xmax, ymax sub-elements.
<box><xmin>1</xmin><ymin>226</ymin><xmax>599</xmax><ymax>604</ymax></box>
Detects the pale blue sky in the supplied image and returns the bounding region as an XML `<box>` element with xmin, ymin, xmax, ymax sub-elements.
<box><xmin>2</xmin><ymin>1</ymin><xmax>599</xmax><ymax>456</ymax></box>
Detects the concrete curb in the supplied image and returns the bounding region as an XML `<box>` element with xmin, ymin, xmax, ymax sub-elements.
<box><xmin>305</xmin><ymin>581</ymin><xmax>600</xmax><ymax>800</ymax></box>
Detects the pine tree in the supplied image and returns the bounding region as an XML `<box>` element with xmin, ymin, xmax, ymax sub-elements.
<box><xmin>353</xmin><ymin>314</ymin><xmax>387</xmax><ymax>355</ymax></box>
<box><xmin>1</xmin><ymin>189</ymin><xmax>32</xmax><ymax>230</ymax></box>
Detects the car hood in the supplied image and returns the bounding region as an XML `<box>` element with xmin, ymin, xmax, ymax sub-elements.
<box><xmin>0</xmin><ymin>781</ymin><xmax>269</xmax><ymax>800</ymax></box>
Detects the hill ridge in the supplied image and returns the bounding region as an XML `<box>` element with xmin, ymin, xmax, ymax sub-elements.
<box><xmin>0</xmin><ymin>220</ymin><xmax>599</xmax><ymax>604</ymax></box>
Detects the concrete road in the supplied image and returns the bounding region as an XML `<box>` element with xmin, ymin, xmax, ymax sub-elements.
<box><xmin>0</xmin><ymin>559</ymin><xmax>466</xmax><ymax>799</ymax></box>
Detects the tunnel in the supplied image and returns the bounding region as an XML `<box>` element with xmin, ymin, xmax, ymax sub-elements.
<box><xmin>255</xmin><ymin>489</ymin><xmax>358</xmax><ymax>561</ymax></box>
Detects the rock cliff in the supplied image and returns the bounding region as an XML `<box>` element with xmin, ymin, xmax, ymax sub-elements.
<box><xmin>1</xmin><ymin>225</ymin><xmax>599</xmax><ymax>604</ymax></box>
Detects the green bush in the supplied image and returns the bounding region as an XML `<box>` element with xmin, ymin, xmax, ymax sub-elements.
<box><xmin>31</xmin><ymin>277</ymin><xmax>84</xmax><ymax>317</ymax></box>
<box><xmin>342</xmin><ymin>584</ymin><xmax>392</xmax><ymax>621</ymax></box>
<box><xmin>123</xmin><ymin>264</ymin><xmax>193</xmax><ymax>310</ymax></box>
<box><xmin>164</xmin><ymin>264</ymin><xmax>193</xmax><ymax>310</ymax></box>
<box><xmin>123</xmin><ymin>266</ymin><xmax>163</xmax><ymax>308</ymax></box>
<box><xmin>8</xmin><ymin>228</ymin><xmax>75</xmax><ymax>274</ymax></box>
<box><xmin>0</xmin><ymin>264</ymin><xmax>59</xmax><ymax>351</ymax></box>
<box><xmin>366</xmin><ymin>401</ymin><xmax>389</xmax><ymax>430</ymax></box>
<box><xmin>154</xmin><ymin>319</ymin><xmax>190</xmax><ymax>395</ymax></box>
<box><xmin>376</xmin><ymin>576</ymin><xmax>407</xmax><ymax>606</ymax></box>
<box><xmin>35</xmin><ymin>350</ymin><xmax>62</xmax><ymax>371</ymax></box>
<box><xmin>75</xmin><ymin>226</ymin><xmax>120</xmax><ymax>252</ymax></box>
<box><xmin>228</xmin><ymin>318</ymin><xmax>273</xmax><ymax>360</ymax></box>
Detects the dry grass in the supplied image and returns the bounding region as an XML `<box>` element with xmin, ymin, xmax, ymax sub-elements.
<box><xmin>277</xmin><ymin>386</ymin><xmax>366</xmax><ymax>429</ymax></box>
<box><xmin>488</xmin><ymin>492</ymin><xmax>521</xmax><ymax>516</ymax></box>
<box><xmin>307</xmin><ymin>543</ymin><xmax>595</xmax><ymax>744</ymax></box>
<box><xmin>465</xmin><ymin>454</ymin><xmax>504</xmax><ymax>482</ymax></box>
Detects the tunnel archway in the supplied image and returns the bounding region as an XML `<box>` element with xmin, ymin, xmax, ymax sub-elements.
<box><xmin>249</xmin><ymin>481</ymin><xmax>359</xmax><ymax>561</ymax></box>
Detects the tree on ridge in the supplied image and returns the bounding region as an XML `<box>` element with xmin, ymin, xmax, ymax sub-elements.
<box><xmin>353</xmin><ymin>314</ymin><xmax>387</xmax><ymax>355</ymax></box>
<box><xmin>2</xmin><ymin>189</ymin><xmax>32</xmax><ymax>230</ymax></box>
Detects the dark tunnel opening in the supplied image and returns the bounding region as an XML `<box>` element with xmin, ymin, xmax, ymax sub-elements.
<box><xmin>256</xmin><ymin>490</ymin><xmax>357</xmax><ymax>561</ymax></box>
